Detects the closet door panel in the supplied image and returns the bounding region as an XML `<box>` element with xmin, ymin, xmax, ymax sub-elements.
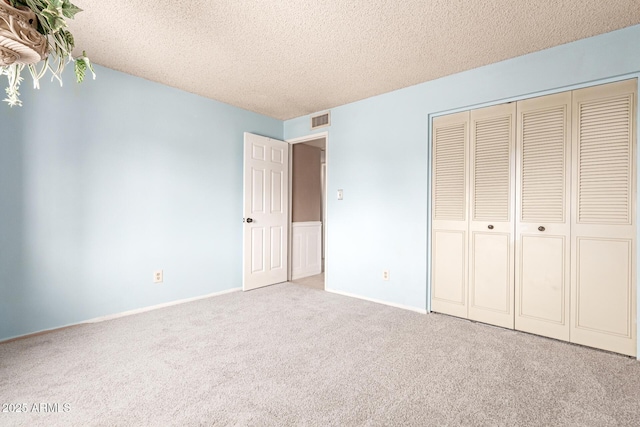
<box><xmin>519</xmin><ymin>236</ymin><xmax>566</xmax><ymax>321</ymax></box>
<box><xmin>468</xmin><ymin>103</ymin><xmax>516</xmax><ymax>329</ymax></box>
<box><xmin>432</xmin><ymin>230</ymin><xmax>467</xmax><ymax>317</ymax></box>
<box><xmin>470</xmin><ymin>232</ymin><xmax>511</xmax><ymax>312</ymax></box>
<box><xmin>570</xmin><ymin>79</ymin><xmax>637</xmax><ymax>357</ymax></box>
<box><xmin>575</xmin><ymin>238</ymin><xmax>632</xmax><ymax>336</ymax></box>
<box><xmin>515</xmin><ymin>92</ymin><xmax>571</xmax><ymax>341</ymax></box>
<box><xmin>431</xmin><ymin>111</ymin><xmax>470</xmax><ymax>319</ymax></box>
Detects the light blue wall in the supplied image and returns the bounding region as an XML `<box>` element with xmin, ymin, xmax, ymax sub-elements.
<box><xmin>0</xmin><ymin>65</ymin><xmax>282</xmax><ymax>341</ymax></box>
<box><xmin>3</xmin><ymin>25</ymin><xmax>639</xmax><ymax>351</ymax></box>
<box><xmin>284</xmin><ymin>24</ymin><xmax>640</xmax><ymax>324</ymax></box>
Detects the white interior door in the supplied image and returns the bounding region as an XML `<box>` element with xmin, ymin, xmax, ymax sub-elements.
<box><xmin>431</xmin><ymin>111</ymin><xmax>470</xmax><ymax>319</ymax></box>
<box><xmin>468</xmin><ymin>103</ymin><xmax>516</xmax><ymax>329</ymax></box>
<box><xmin>570</xmin><ymin>79</ymin><xmax>637</xmax><ymax>356</ymax></box>
<box><xmin>243</xmin><ymin>132</ymin><xmax>289</xmax><ymax>291</ymax></box>
<box><xmin>515</xmin><ymin>92</ymin><xmax>572</xmax><ymax>341</ymax></box>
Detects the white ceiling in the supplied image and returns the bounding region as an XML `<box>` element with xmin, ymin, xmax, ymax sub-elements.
<box><xmin>71</xmin><ymin>1</ymin><xmax>640</xmax><ymax>120</ymax></box>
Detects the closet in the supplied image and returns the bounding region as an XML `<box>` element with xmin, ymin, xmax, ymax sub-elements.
<box><xmin>431</xmin><ymin>79</ymin><xmax>637</xmax><ymax>356</ymax></box>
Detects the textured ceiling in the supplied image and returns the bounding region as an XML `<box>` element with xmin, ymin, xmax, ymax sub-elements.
<box><xmin>70</xmin><ymin>1</ymin><xmax>640</xmax><ymax>120</ymax></box>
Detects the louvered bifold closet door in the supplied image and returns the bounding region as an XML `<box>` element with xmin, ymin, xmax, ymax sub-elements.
<box><xmin>515</xmin><ymin>92</ymin><xmax>571</xmax><ymax>341</ymax></box>
<box><xmin>431</xmin><ymin>111</ymin><xmax>470</xmax><ymax>319</ymax></box>
<box><xmin>570</xmin><ymin>79</ymin><xmax>637</xmax><ymax>357</ymax></box>
<box><xmin>468</xmin><ymin>103</ymin><xmax>516</xmax><ymax>329</ymax></box>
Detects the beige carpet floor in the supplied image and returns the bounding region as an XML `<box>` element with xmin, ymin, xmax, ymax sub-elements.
<box><xmin>290</xmin><ymin>273</ymin><xmax>325</xmax><ymax>290</ymax></box>
<box><xmin>1</xmin><ymin>282</ymin><xmax>640</xmax><ymax>426</ymax></box>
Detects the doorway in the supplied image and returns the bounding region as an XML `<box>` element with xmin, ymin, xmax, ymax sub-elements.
<box><xmin>287</xmin><ymin>133</ymin><xmax>328</xmax><ymax>291</ymax></box>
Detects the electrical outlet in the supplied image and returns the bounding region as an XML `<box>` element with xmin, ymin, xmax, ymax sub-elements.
<box><xmin>382</xmin><ymin>270</ymin><xmax>390</xmax><ymax>281</ymax></box>
<box><xmin>154</xmin><ymin>270</ymin><xmax>163</xmax><ymax>283</ymax></box>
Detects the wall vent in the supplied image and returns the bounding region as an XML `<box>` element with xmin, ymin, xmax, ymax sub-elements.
<box><xmin>311</xmin><ymin>112</ymin><xmax>330</xmax><ymax>129</ymax></box>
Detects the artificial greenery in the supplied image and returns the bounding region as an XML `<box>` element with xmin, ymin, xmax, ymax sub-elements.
<box><xmin>1</xmin><ymin>0</ymin><xmax>95</xmax><ymax>106</ymax></box>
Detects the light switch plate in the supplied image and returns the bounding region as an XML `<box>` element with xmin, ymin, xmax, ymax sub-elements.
<box><xmin>337</xmin><ymin>189</ymin><xmax>344</xmax><ymax>200</ymax></box>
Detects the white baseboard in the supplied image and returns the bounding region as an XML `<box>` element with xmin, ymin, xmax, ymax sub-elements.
<box><xmin>85</xmin><ymin>287</ymin><xmax>242</xmax><ymax>323</ymax></box>
<box><xmin>325</xmin><ymin>288</ymin><xmax>428</xmax><ymax>314</ymax></box>
<box><xmin>0</xmin><ymin>287</ymin><xmax>241</xmax><ymax>343</ymax></box>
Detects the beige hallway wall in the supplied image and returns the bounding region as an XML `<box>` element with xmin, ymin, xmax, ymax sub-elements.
<box><xmin>292</xmin><ymin>144</ymin><xmax>322</xmax><ymax>222</ymax></box>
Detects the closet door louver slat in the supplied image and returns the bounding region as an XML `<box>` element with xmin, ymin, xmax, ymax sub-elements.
<box><xmin>521</xmin><ymin>107</ymin><xmax>567</xmax><ymax>223</ymax></box>
<box><xmin>434</xmin><ymin>123</ymin><xmax>467</xmax><ymax>221</ymax></box>
<box><xmin>577</xmin><ymin>96</ymin><xmax>632</xmax><ymax>224</ymax></box>
<box><xmin>473</xmin><ymin>116</ymin><xmax>512</xmax><ymax>221</ymax></box>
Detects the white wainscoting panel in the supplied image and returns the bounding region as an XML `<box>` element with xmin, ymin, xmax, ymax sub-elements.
<box><xmin>292</xmin><ymin>221</ymin><xmax>322</xmax><ymax>280</ymax></box>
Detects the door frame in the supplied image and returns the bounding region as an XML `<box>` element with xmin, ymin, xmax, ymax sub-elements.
<box><xmin>426</xmin><ymin>73</ymin><xmax>640</xmax><ymax>359</ymax></box>
<box><xmin>286</xmin><ymin>131</ymin><xmax>329</xmax><ymax>288</ymax></box>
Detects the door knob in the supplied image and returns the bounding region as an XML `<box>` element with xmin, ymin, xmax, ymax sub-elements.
<box><xmin>538</xmin><ymin>226</ymin><xmax>545</xmax><ymax>232</ymax></box>
<box><xmin>487</xmin><ymin>225</ymin><xmax>494</xmax><ymax>230</ymax></box>
<box><xmin>246</xmin><ymin>218</ymin><xmax>254</xmax><ymax>223</ymax></box>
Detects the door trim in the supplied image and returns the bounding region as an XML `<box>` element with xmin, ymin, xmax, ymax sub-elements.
<box><xmin>286</xmin><ymin>131</ymin><xmax>329</xmax><ymax>289</ymax></box>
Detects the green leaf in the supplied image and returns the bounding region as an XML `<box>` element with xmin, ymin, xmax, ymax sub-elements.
<box><xmin>40</xmin><ymin>9</ymin><xmax>66</xmax><ymax>32</ymax></box>
<box><xmin>47</xmin><ymin>0</ymin><xmax>64</xmax><ymax>10</ymax></box>
<box><xmin>61</xmin><ymin>29</ymin><xmax>75</xmax><ymax>49</ymax></box>
<box><xmin>74</xmin><ymin>51</ymin><xmax>96</xmax><ymax>83</ymax></box>
<box><xmin>74</xmin><ymin>57</ymin><xmax>86</xmax><ymax>83</ymax></box>
<box><xmin>61</xmin><ymin>0</ymin><xmax>83</xmax><ymax>19</ymax></box>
